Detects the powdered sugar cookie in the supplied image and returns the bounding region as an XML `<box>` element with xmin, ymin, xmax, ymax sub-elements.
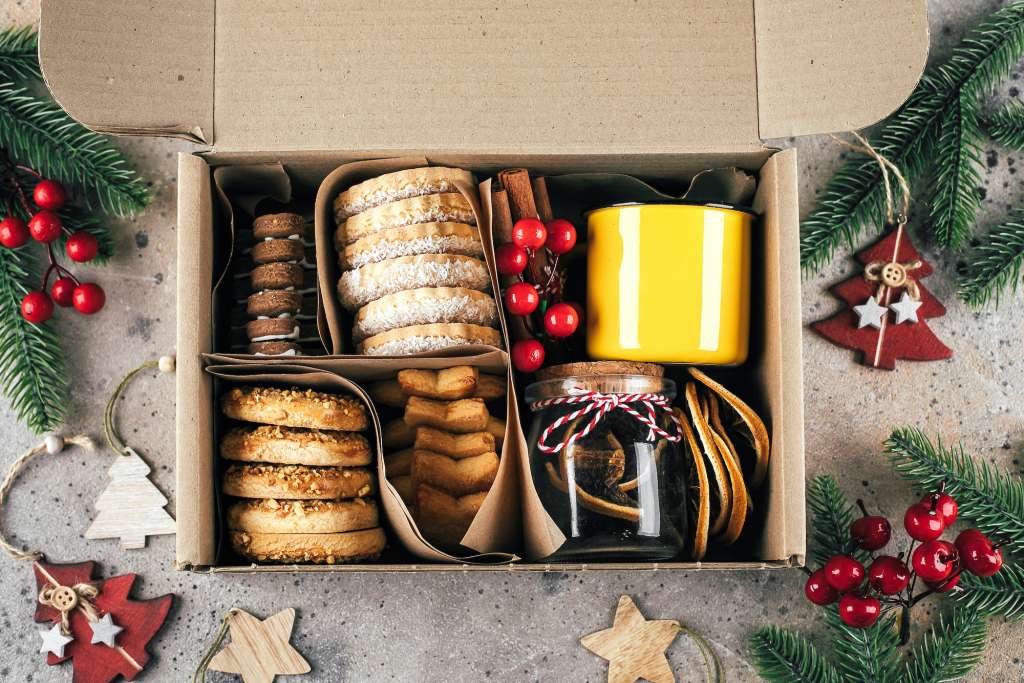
<box><xmin>340</xmin><ymin>222</ymin><xmax>483</xmax><ymax>269</ymax></box>
<box><xmin>337</xmin><ymin>254</ymin><xmax>491</xmax><ymax>312</ymax></box>
<box><xmin>334</xmin><ymin>167</ymin><xmax>474</xmax><ymax>221</ymax></box>
<box><xmin>358</xmin><ymin>323</ymin><xmax>503</xmax><ymax>356</ymax></box>
<box><xmin>336</xmin><ymin>193</ymin><xmax>475</xmax><ymax>246</ymax></box>
<box><xmin>352</xmin><ymin>287</ymin><xmax>499</xmax><ymax>342</ymax></box>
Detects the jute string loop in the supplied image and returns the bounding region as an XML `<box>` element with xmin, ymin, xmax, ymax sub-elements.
<box><xmin>104</xmin><ymin>359</ymin><xmax>161</xmax><ymax>456</ymax></box>
<box><xmin>192</xmin><ymin>608</ymin><xmax>241</xmax><ymax>683</ymax></box>
<box><xmin>0</xmin><ymin>434</ymin><xmax>94</xmax><ymax>561</ymax></box>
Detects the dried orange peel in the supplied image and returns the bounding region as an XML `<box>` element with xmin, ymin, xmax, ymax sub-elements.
<box><xmin>684</xmin><ymin>382</ymin><xmax>731</xmax><ymax>537</ymax></box>
<box><xmin>676</xmin><ymin>407</ymin><xmax>710</xmax><ymax>560</ymax></box>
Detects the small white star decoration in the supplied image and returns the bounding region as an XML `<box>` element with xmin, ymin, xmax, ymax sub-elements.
<box><xmin>38</xmin><ymin>623</ymin><xmax>74</xmax><ymax>657</ymax></box>
<box><xmin>855</xmin><ymin>292</ymin><xmax>922</xmax><ymax>329</ymax></box>
<box><xmin>89</xmin><ymin>613</ymin><xmax>123</xmax><ymax>647</ymax></box>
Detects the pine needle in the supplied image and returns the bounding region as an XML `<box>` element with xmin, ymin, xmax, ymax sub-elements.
<box><xmin>825</xmin><ymin>610</ymin><xmax>901</xmax><ymax>683</ymax></box>
<box><xmin>929</xmin><ymin>88</ymin><xmax>983</xmax><ymax>248</ymax></box>
<box><xmin>885</xmin><ymin>427</ymin><xmax>1024</xmax><ymax>555</ymax></box>
<box><xmin>0</xmin><ymin>82</ymin><xmax>150</xmax><ymax>217</ymax></box>
<box><xmin>807</xmin><ymin>475</ymin><xmax>868</xmax><ymax>566</ymax></box>
<box><xmin>986</xmin><ymin>99</ymin><xmax>1024</xmax><ymax>150</ymax></box>
<box><xmin>953</xmin><ymin>562</ymin><xmax>1024</xmax><ymax>620</ymax></box>
<box><xmin>957</xmin><ymin>207</ymin><xmax>1024</xmax><ymax>307</ymax></box>
<box><xmin>902</xmin><ymin>609</ymin><xmax>987</xmax><ymax>683</ymax></box>
<box><xmin>748</xmin><ymin>625</ymin><xmax>844</xmax><ymax>683</ymax></box>
<box><xmin>800</xmin><ymin>3</ymin><xmax>1024</xmax><ymax>271</ymax></box>
<box><xmin>0</xmin><ymin>27</ymin><xmax>39</xmax><ymax>82</ymax></box>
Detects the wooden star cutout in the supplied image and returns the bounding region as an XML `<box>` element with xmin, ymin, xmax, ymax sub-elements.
<box><xmin>208</xmin><ymin>608</ymin><xmax>310</xmax><ymax>683</ymax></box>
<box><xmin>581</xmin><ymin>595</ymin><xmax>680</xmax><ymax>683</ymax></box>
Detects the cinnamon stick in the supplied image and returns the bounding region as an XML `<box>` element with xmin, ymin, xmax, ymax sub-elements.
<box><xmin>491</xmin><ymin>189</ymin><xmax>514</xmax><ymax>245</ymax></box>
<box><xmin>497</xmin><ymin>168</ymin><xmax>538</xmax><ymax>221</ymax></box>
<box><xmin>532</xmin><ymin>176</ymin><xmax>554</xmax><ymax>223</ymax></box>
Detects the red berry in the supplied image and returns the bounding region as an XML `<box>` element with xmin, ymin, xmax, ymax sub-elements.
<box><xmin>0</xmin><ymin>216</ymin><xmax>29</xmax><ymax>248</ymax></box>
<box><xmin>65</xmin><ymin>231</ymin><xmax>99</xmax><ymax>262</ymax></box>
<box><xmin>904</xmin><ymin>502</ymin><xmax>945</xmax><ymax>542</ymax></box>
<box><xmin>543</xmin><ymin>302</ymin><xmax>579</xmax><ymax>338</ymax></box>
<box><xmin>505</xmin><ymin>282</ymin><xmax>540</xmax><ymax>316</ymax></box>
<box><xmin>838</xmin><ymin>593</ymin><xmax>881</xmax><ymax>628</ymax></box>
<box><xmin>511</xmin><ymin>218</ymin><xmax>547</xmax><ymax>250</ymax></box>
<box><xmin>50</xmin><ymin>277</ymin><xmax>76</xmax><ymax>307</ymax></box>
<box><xmin>823</xmin><ymin>555</ymin><xmax>865</xmax><ymax>593</ymax></box>
<box><xmin>33</xmin><ymin>179</ymin><xmax>66</xmax><ymax>210</ymax></box>
<box><xmin>912</xmin><ymin>540</ymin><xmax>958</xmax><ymax>582</ymax></box>
<box><xmin>511</xmin><ymin>338</ymin><xmax>545</xmax><ymax>373</ymax></box>
<box><xmin>922</xmin><ymin>492</ymin><xmax>958</xmax><ymax>526</ymax></box>
<box><xmin>955</xmin><ymin>530</ymin><xmax>1003</xmax><ymax>577</ymax></box>
<box><xmin>495</xmin><ymin>243</ymin><xmax>529</xmax><ymax>276</ymax></box>
<box><xmin>28</xmin><ymin>210</ymin><xmax>62</xmax><ymax>243</ymax></box>
<box><xmin>850</xmin><ymin>515</ymin><xmax>891</xmax><ymax>551</ymax></box>
<box><xmin>926</xmin><ymin>572</ymin><xmax>961</xmax><ymax>592</ymax></box>
<box><xmin>868</xmin><ymin>555</ymin><xmax>911</xmax><ymax>594</ymax></box>
<box><xmin>804</xmin><ymin>569</ymin><xmax>839</xmax><ymax>605</ymax></box>
<box><xmin>20</xmin><ymin>291</ymin><xmax>53</xmax><ymax>324</ymax></box>
<box><xmin>544</xmin><ymin>219</ymin><xmax>577</xmax><ymax>255</ymax></box>
<box><xmin>71</xmin><ymin>282</ymin><xmax>105</xmax><ymax>315</ymax></box>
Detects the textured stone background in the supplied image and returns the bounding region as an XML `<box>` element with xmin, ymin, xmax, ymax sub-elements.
<box><xmin>0</xmin><ymin>0</ymin><xmax>1021</xmax><ymax>681</ymax></box>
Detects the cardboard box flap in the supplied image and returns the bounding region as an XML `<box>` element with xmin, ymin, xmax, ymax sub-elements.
<box><xmin>38</xmin><ymin>0</ymin><xmax>214</xmax><ymax>143</ymax></box>
<box><xmin>754</xmin><ymin>0</ymin><xmax>929</xmax><ymax>139</ymax></box>
<box><xmin>39</xmin><ymin>0</ymin><xmax>927</xmax><ymax>151</ymax></box>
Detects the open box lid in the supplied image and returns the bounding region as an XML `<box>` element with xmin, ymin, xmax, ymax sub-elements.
<box><xmin>38</xmin><ymin>0</ymin><xmax>927</xmax><ymax>152</ymax></box>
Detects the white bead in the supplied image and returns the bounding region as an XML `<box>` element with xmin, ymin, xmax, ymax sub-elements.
<box><xmin>158</xmin><ymin>356</ymin><xmax>175</xmax><ymax>373</ymax></box>
<box><xmin>44</xmin><ymin>435</ymin><xmax>64</xmax><ymax>454</ymax></box>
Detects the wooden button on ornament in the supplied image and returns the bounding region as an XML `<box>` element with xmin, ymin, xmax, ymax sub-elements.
<box><xmin>49</xmin><ymin>585</ymin><xmax>79</xmax><ymax>611</ymax></box>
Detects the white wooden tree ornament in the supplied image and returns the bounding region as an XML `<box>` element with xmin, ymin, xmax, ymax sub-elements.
<box><xmin>85</xmin><ymin>447</ymin><xmax>176</xmax><ymax>549</ymax></box>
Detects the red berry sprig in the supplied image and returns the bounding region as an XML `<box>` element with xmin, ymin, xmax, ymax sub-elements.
<box><xmin>801</xmin><ymin>487</ymin><xmax>1005</xmax><ymax>635</ymax></box>
<box><xmin>498</xmin><ymin>217</ymin><xmax>581</xmax><ymax>372</ymax></box>
<box><xmin>0</xmin><ymin>170</ymin><xmax>105</xmax><ymax>324</ymax></box>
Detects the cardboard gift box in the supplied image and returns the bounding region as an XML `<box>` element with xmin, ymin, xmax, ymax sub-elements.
<box><xmin>38</xmin><ymin>0</ymin><xmax>929</xmax><ymax>572</ymax></box>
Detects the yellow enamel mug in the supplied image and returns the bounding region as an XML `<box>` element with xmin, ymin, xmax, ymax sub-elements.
<box><xmin>586</xmin><ymin>202</ymin><xmax>752</xmax><ymax>365</ymax></box>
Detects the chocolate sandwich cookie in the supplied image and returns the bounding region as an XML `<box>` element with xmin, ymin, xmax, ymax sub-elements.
<box><xmin>251</xmin><ymin>262</ymin><xmax>304</xmax><ymax>290</ymax></box>
<box><xmin>246</xmin><ymin>317</ymin><xmax>300</xmax><ymax>342</ymax></box>
<box><xmin>253</xmin><ymin>212</ymin><xmax>304</xmax><ymax>240</ymax></box>
<box><xmin>249</xmin><ymin>340</ymin><xmax>301</xmax><ymax>355</ymax></box>
<box><xmin>247</xmin><ymin>289</ymin><xmax>302</xmax><ymax>317</ymax></box>
<box><xmin>252</xmin><ymin>238</ymin><xmax>306</xmax><ymax>264</ymax></box>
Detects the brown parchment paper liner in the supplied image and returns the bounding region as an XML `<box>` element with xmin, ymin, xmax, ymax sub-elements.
<box><xmin>204</xmin><ymin>353</ymin><xmax>518</xmax><ymax>563</ymax></box>
<box><xmin>313</xmin><ymin>157</ymin><xmax>497</xmax><ymax>355</ymax></box>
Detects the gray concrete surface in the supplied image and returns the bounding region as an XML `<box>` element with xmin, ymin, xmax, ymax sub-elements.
<box><xmin>0</xmin><ymin>0</ymin><xmax>1022</xmax><ymax>680</ymax></box>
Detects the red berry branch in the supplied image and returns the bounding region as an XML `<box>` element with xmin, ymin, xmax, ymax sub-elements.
<box><xmin>0</xmin><ymin>155</ymin><xmax>105</xmax><ymax>323</ymax></box>
<box><xmin>496</xmin><ymin>217</ymin><xmax>581</xmax><ymax>372</ymax></box>
<box><xmin>803</xmin><ymin>486</ymin><xmax>1005</xmax><ymax>642</ymax></box>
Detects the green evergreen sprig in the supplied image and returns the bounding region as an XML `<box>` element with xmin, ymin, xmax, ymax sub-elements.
<box><xmin>0</xmin><ymin>27</ymin><xmax>39</xmax><ymax>82</ymax></box>
<box><xmin>807</xmin><ymin>475</ymin><xmax>868</xmax><ymax>566</ymax></box>
<box><xmin>957</xmin><ymin>206</ymin><xmax>1024</xmax><ymax>306</ymax></box>
<box><xmin>749</xmin><ymin>625</ymin><xmax>844</xmax><ymax>683</ymax></box>
<box><xmin>801</xmin><ymin>2</ymin><xmax>1024</xmax><ymax>306</ymax></box>
<box><xmin>986</xmin><ymin>100</ymin><xmax>1024</xmax><ymax>150</ymax></box>
<box><xmin>952</xmin><ymin>563</ymin><xmax>1024</xmax><ymax>620</ymax></box>
<box><xmin>824</xmin><ymin>610</ymin><xmax>901</xmax><ymax>683</ymax></box>
<box><xmin>902</xmin><ymin>610</ymin><xmax>987</xmax><ymax>683</ymax></box>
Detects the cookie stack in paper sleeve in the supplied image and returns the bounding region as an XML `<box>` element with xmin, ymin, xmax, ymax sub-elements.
<box><xmin>333</xmin><ymin>168</ymin><xmax>503</xmax><ymax>355</ymax></box>
<box><xmin>219</xmin><ymin>386</ymin><xmax>386</xmax><ymax>564</ymax></box>
<box><xmin>368</xmin><ymin>367</ymin><xmax>507</xmax><ymax>550</ymax></box>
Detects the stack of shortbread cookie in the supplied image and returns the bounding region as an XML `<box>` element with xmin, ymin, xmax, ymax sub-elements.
<box><xmin>220</xmin><ymin>386</ymin><xmax>386</xmax><ymax>564</ymax></box>
<box><xmin>369</xmin><ymin>367</ymin><xmax>506</xmax><ymax>550</ymax></box>
<box><xmin>333</xmin><ymin>168</ymin><xmax>502</xmax><ymax>355</ymax></box>
<box><xmin>234</xmin><ymin>212</ymin><xmax>320</xmax><ymax>356</ymax></box>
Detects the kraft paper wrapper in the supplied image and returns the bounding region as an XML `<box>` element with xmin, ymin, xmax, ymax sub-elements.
<box><xmin>313</xmin><ymin>157</ymin><xmax>497</xmax><ymax>355</ymax></box>
<box><xmin>205</xmin><ymin>354</ymin><xmax>518</xmax><ymax>563</ymax></box>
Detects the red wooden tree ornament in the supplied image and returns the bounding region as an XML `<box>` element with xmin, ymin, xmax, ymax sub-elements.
<box><xmin>33</xmin><ymin>560</ymin><xmax>173</xmax><ymax>683</ymax></box>
<box><xmin>813</xmin><ymin>227</ymin><xmax>953</xmax><ymax>370</ymax></box>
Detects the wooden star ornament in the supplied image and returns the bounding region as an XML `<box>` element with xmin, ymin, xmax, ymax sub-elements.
<box><xmin>208</xmin><ymin>608</ymin><xmax>310</xmax><ymax>683</ymax></box>
<box><xmin>581</xmin><ymin>595</ymin><xmax>681</xmax><ymax>683</ymax></box>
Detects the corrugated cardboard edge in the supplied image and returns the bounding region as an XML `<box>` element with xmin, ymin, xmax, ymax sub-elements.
<box><xmin>197</xmin><ymin>558</ymin><xmax>798</xmax><ymax>574</ymax></box>
<box><xmin>176</xmin><ymin>153</ymin><xmax>216</xmax><ymax>568</ymax></box>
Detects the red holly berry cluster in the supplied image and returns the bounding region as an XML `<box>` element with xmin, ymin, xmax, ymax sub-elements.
<box><xmin>804</xmin><ymin>489</ymin><xmax>1003</xmax><ymax>629</ymax></box>
<box><xmin>0</xmin><ymin>176</ymin><xmax>105</xmax><ymax>323</ymax></box>
<box><xmin>496</xmin><ymin>217</ymin><xmax>581</xmax><ymax>372</ymax></box>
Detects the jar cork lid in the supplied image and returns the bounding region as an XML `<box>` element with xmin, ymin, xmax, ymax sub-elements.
<box><xmin>526</xmin><ymin>363</ymin><xmax>674</xmax><ymax>404</ymax></box>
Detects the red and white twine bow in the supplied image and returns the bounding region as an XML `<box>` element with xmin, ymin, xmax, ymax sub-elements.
<box><xmin>531</xmin><ymin>389</ymin><xmax>682</xmax><ymax>455</ymax></box>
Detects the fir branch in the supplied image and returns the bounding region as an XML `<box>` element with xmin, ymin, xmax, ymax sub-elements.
<box><xmin>748</xmin><ymin>626</ymin><xmax>844</xmax><ymax>683</ymax></box>
<box><xmin>885</xmin><ymin>427</ymin><xmax>1024</xmax><ymax>555</ymax></box>
<box><xmin>986</xmin><ymin>99</ymin><xmax>1024</xmax><ymax>150</ymax></box>
<box><xmin>0</xmin><ymin>82</ymin><xmax>150</xmax><ymax>217</ymax></box>
<box><xmin>800</xmin><ymin>2</ymin><xmax>1024</xmax><ymax>271</ymax></box>
<box><xmin>826</xmin><ymin>610</ymin><xmax>901</xmax><ymax>683</ymax></box>
<box><xmin>928</xmin><ymin>88</ymin><xmax>983</xmax><ymax>248</ymax></box>
<box><xmin>0</xmin><ymin>27</ymin><xmax>39</xmax><ymax>82</ymax></box>
<box><xmin>952</xmin><ymin>562</ymin><xmax>1024</xmax><ymax>620</ymax></box>
<box><xmin>957</xmin><ymin>207</ymin><xmax>1024</xmax><ymax>307</ymax></box>
<box><xmin>807</xmin><ymin>475</ymin><xmax>867</xmax><ymax>566</ymax></box>
<box><xmin>901</xmin><ymin>609</ymin><xmax>987</xmax><ymax>683</ymax></box>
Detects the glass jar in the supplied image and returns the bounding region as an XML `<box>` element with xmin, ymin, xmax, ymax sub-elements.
<box><xmin>526</xmin><ymin>375</ymin><xmax>688</xmax><ymax>562</ymax></box>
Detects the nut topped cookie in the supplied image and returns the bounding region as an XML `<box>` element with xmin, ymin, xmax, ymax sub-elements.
<box><xmin>222</xmin><ymin>463</ymin><xmax>375</xmax><ymax>500</ymax></box>
<box><xmin>221</xmin><ymin>425</ymin><xmax>372</xmax><ymax>467</ymax></box>
<box><xmin>227</xmin><ymin>498</ymin><xmax>379</xmax><ymax>534</ymax></box>
<box><xmin>230</xmin><ymin>528</ymin><xmax>386</xmax><ymax>564</ymax></box>
<box><xmin>221</xmin><ymin>386</ymin><xmax>368</xmax><ymax>431</ymax></box>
